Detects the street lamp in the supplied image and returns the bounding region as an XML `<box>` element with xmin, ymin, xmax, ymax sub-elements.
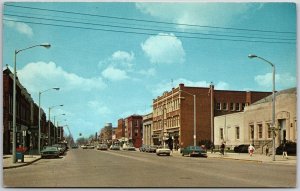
<box><xmin>179</xmin><ymin>89</ymin><xmax>197</xmax><ymax>146</ymax></box>
<box><xmin>248</xmin><ymin>54</ymin><xmax>276</xmax><ymax>161</ymax></box>
<box><xmin>12</xmin><ymin>43</ymin><xmax>51</xmax><ymax>163</ymax></box>
<box><xmin>53</xmin><ymin>114</ymin><xmax>66</xmax><ymax>144</ymax></box>
<box><xmin>38</xmin><ymin>87</ymin><xmax>59</xmax><ymax>154</ymax></box>
<box><xmin>48</xmin><ymin>104</ymin><xmax>63</xmax><ymax>145</ymax></box>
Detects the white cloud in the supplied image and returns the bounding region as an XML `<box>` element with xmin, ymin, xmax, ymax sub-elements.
<box><xmin>150</xmin><ymin>78</ymin><xmax>230</xmax><ymax>97</ymax></box>
<box><xmin>17</xmin><ymin>61</ymin><xmax>107</xmax><ymax>93</ymax></box>
<box><xmin>255</xmin><ymin>72</ymin><xmax>296</xmax><ymax>89</ymax></box>
<box><xmin>111</xmin><ymin>51</ymin><xmax>135</xmax><ymax>68</ymax></box>
<box><xmin>101</xmin><ymin>66</ymin><xmax>129</xmax><ymax>81</ymax></box>
<box><xmin>136</xmin><ymin>3</ymin><xmax>256</xmax><ymax>29</ymax></box>
<box><xmin>4</xmin><ymin>18</ymin><xmax>33</xmax><ymax>37</ymax></box>
<box><xmin>141</xmin><ymin>33</ymin><xmax>185</xmax><ymax>64</ymax></box>
<box><xmin>88</xmin><ymin>100</ymin><xmax>112</xmax><ymax>116</ymax></box>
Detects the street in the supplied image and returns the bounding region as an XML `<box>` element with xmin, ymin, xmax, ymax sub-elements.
<box><xmin>3</xmin><ymin>148</ymin><xmax>296</xmax><ymax>188</ymax></box>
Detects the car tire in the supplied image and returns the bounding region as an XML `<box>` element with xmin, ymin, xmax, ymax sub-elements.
<box><xmin>182</xmin><ymin>152</ymin><xmax>184</xmax><ymax>156</ymax></box>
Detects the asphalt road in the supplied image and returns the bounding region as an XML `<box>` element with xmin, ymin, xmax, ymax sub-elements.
<box><xmin>3</xmin><ymin>148</ymin><xmax>296</xmax><ymax>188</ymax></box>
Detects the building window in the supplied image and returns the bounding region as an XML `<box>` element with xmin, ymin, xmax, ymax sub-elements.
<box><xmin>250</xmin><ymin>125</ymin><xmax>254</xmax><ymax>140</ymax></box>
<box><xmin>216</xmin><ymin>103</ymin><xmax>221</xmax><ymax>110</ymax></box>
<box><xmin>267</xmin><ymin>123</ymin><xmax>272</xmax><ymax>139</ymax></box>
<box><xmin>220</xmin><ymin>128</ymin><xmax>224</xmax><ymax>140</ymax></box>
<box><xmin>258</xmin><ymin>124</ymin><xmax>263</xmax><ymax>139</ymax></box>
<box><xmin>235</xmin><ymin>103</ymin><xmax>240</xmax><ymax>111</ymax></box>
<box><xmin>223</xmin><ymin>103</ymin><xmax>228</xmax><ymax>110</ymax></box>
<box><xmin>236</xmin><ymin>126</ymin><xmax>240</xmax><ymax>139</ymax></box>
<box><xmin>230</xmin><ymin>103</ymin><xmax>234</xmax><ymax>111</ymax></box>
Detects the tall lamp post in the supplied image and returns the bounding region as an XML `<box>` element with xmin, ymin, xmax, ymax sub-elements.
<box><xmin>48</xmin><ymin>104</ymin><xmax>63</xmax><ymax>145</ymax></box>
<box><xmin>38</xmin><ymin>87</ymin><xmax>59</xmax><ymax>154</ymax></box>
<box><xmin>12</xmin><ymin>43</ymin><xmax>50</xmax><ymax>163</ymax></box>
<box><xmin>179</xmin><ymin>90</ymin><xmax>196</xmax><ymax>146</ymax></box>
<box><xmin>53</xmin><ymin>114</ymin><xmax>66</xmax><ymax>143</ymax></box>
<box><xmin>248</xmin><ymin>54</ymin><xmax>276</xmax><ymax>161</ymax></box>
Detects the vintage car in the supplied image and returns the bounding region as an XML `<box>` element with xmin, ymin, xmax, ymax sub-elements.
<box><xmin>181</xmin><ymin>146</ymin><xmax>207</xmax><ymax>157</ymax></box>
<box><xmin>41</xmin><ymin>146</ymin><xmax>60</xmax><ymax>158</ymax></box>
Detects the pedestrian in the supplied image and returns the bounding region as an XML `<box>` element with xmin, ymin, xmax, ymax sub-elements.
<box><xmin>265</xmin><ymin>145</ymin><xmax>269</xmax><ymax>156</ymax></box>
<box><xmin>248</xmin><ymin>144</ymin><xmax>255</xmax><ymax>157</ymax></box>
<box><xmin>210</xmin><ymin>143</ymin><xmax>215</xmax><ymax>153</ymax></box>
<box><xmin>282</xmin><ymin>143</ymin><xmax>288</xmax><ymax>159</ymax></box>
<box><xmin>220</xmin><ymin>142</ymin><xmax>225</xmax><ymax>155</ymax></box>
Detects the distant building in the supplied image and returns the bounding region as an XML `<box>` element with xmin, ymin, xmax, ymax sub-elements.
<box><xmin>214</xmin><ymin>88</ymin><xmax>297</xmax><ymax>150</ymax></box>
<box><xmin>152</xmin><ymin>83</ymin><xmax>272</xmax><ymax>148</ymax></box>
<box><xmin>142</xmin><ymin>113</ymin><xmax>153</xmax><ymax>145</ymax></box>
<box><xmin>117</xmin><ymin>115</ymin><xmax>143</xmax><ymax>148</ymax></box>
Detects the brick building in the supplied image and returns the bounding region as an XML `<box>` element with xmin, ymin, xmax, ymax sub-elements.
<box><xmin>2</xmin><ymin>67</ymin><xmax>59</xmax><ymax>154</ymax></box>
<box><xmin>152</xmin><ymin>83</ymin><xmax>272</xmax><ymax>148</ymax></box>
<box><xmin>117</xmin><ymin>115</ymin><xmax>143</xmax><ymax>148</ymax></box>
<box><xmin>2</xmin><ymin>68</ymin><xmax>47</xmax><ymax>154</ymax></box>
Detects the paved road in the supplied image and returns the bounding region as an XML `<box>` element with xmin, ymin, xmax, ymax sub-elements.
<box><xmin>3</xmin><ymin>149</ymin><xmax>296</xmax><ymax>187</ymax></box>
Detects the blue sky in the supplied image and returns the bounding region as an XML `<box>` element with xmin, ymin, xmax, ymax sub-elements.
<box><xmin>2</xmin><ymin>2</ymin><xmax>297</xmax><ymax>141</ymax></box>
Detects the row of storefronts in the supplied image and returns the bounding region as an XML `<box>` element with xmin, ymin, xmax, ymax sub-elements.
<box><xmin>3</xmin><ymin>67</ymin><xmax>65</xmax><ymax>154</ymax></box>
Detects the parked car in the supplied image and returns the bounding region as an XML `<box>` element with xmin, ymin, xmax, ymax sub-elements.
<box><xmin>71</xmin><ymin>144</ymin><xmax>79</xmax><ymax>149</ymax></box>
<box><xmin>156</xmin><ymin>146</ymin><xmax>171</xmax><ymax>156</ymax></box>
<box><xmin>234</xmin><ymin>144</ymin><xmax>250</xmax><ymax>153</ymax></box>
<box><xmin>86</xmin><ymin>145</ymin><xmax>95</xmax><ymax>149</ymax></box>
<box><xmin>97</xmin><ymin>144</ymin><xmax>108</xmax><ymax>150</ymax></box>
<box><xmin>276</xmin><ymin>141</ymin><xmax>297</xmax><ymax>155</ymax></box>
<box><xmin>110</xmin><ymin>144</ymin><xmax>121</xmax><ymax>150</ymax></box>
<box><xmin>145</xmin><ymin>145</ymin><xmax>158</xmax><ymax>153</ymax></box>
<box><xmin>52</xmin><ymin>144</ymin><xmax>66</xmax><ymax>155</ymax></box>
<box><xmin>122</xmin><ymin>143</ymin><xmax>136</xmax><ymax>151</ymax></box>
<box><xmin>81</xmin><ymin>145</ymin><xmax>87</xmax><ymax>149</ymax></box>
<box><xmin>139</xmin><ymin>144</ymin><xmax>148</xmax><ymax>152</ymax></box>
<box><xmin>41</xmin><ymin>146</ymin><xmax>60</xmax><ymax>158</ymax></box>
<box><xmin>181</xmin><ymin>146</ymin><xmax>207</xmax><ymax>157</ymax></box>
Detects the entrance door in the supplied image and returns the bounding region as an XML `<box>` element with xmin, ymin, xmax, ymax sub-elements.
<box><xmin>279</xmin><ymin>119</ymin><xmax>286</xmax><ymax>143</ymax></box>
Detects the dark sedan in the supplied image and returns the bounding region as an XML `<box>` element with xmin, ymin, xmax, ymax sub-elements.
<box><xmin>234</xmin><ymin>144</ymin><xmax>250</xmax><ymax>153</ymax></box>
<box><xmin>181</xmin><ymin>146</ymin><xmax>207</xmax><ymax>157</ymax></box>
<box><xmin>41</xmin><ymin>146</ymin><xmax>60</xmax><ymax>158</ymax></box>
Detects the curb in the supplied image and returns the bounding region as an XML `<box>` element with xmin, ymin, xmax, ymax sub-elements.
<box><xmin>208</xmin><ymin>156</ymin><xmax>263</xmax><ymax>163</ymax></box>
<box><xmin>3</xmin><ymin>157</ymin><xmax>41</xmax><ymax>169</ymax></box>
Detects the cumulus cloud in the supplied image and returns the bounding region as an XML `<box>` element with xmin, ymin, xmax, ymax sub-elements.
<box><xmin>141</xmin><ymin>33</ymin><xmax>185</xmax><ymax>64</ymax></box>
<box><xmin>255</xmin><ymin>72</ymin><xmax>296</xmax><ymax>89</ymax></box>
<box><xmin>4</xmin><ymin>18</ymin><xmax>33</xmax><ymax>37</ymax></box>
<box><xmin>101</xmin><ymin>66</ymin><xmax>129</xmax><ymax>81</ymax></box>
<box><xmin>88</xmin><ymin>100</ymin><xmax>112</xmax><ymax>116</ymax></box>
<box><xmin>99</xmin><ymin>50</ymin><xmax>136</xmax><ymax>81</ymax></box>
<box><xmin>17</xmin><ymin>61</ymin><xmax>107</xmax><ymax>93</ymax></box>
<box><xmin>150</xmin><ymin>78</ymin><xmax>230</xmax><ymax>96</ymax></box>
<box><xmin>136</xmin><ymin>3</ymin><xmax>256</xmax><ymax>29</ymax></box>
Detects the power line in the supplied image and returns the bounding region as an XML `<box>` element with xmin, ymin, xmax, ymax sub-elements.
<box><xmin>6</xmin><ymin>9</ymin><xmax>295</xmax><ymax>39</ymax></box>
<box><xmin>4</xmin><ymin>13</ymin><xmax>295</xmax><ymax>42</ymax></box>
<box><xmin>3</xmin><ymin>18</ymin><xmax>295</xmax><ymax>45</ymax></box>
<box><xmin>4</xmin><ymin>4</ymin><xmax>296</xmax><ymax>35</ymax></box>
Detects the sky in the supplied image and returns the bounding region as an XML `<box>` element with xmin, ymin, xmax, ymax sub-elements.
<box><xmin>1</xmin><ymin>1</ymin><xmax>297</xmax><ymax>141</ymax></box>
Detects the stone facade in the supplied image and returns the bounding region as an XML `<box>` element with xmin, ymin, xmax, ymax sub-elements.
<box><xmin>214</xmin><ymin>88</ymin><xmax>297</xmax><ymax>150</ymax></box>
<box><xmin>142</xmin><ymin>113</ymin><xmax>153</xmax><ymax>145</ymax></box>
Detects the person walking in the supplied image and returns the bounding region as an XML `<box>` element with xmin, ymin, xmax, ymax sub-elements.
<box><xmin>265</xmin><ymin>145</ymin><xmax>269</xmax><ymax>156</ymax></box>
<box><xmin>248</xmin><ymin>144</ymin><xmax>255</xmax><ymax>157</ymax></box>
<box><xmin>220</xmin><ymin>142</ymin><xmax>225</xmax><ymax>156</ymax></box>
<box><xmin>210</xmin><ymin>143</ymin><xmax>215</xmax><ymax>154</ymax></box>
<box><xmin>282</xmin><ymin>143</ymin><xmax>288</xmax><ymax>159</ymax></box>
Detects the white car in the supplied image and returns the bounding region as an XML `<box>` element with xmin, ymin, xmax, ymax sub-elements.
<box><xmin>156</xmin><ymin>147</ymin><xmax>171</xmax><ymax>156</ymax></box>
<box><xmin>122</xmin><ymin>143</ymin><xmax>136</xmax><ymax>151</ymax></box>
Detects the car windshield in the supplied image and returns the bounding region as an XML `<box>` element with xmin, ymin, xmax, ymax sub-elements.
<box><xmin>43</xmin><ymin>146</ymin><xmax>58</xmax><ymax>151</ymax></box>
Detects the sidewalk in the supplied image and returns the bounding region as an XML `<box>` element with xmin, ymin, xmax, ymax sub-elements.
<box><xmin>171</xmin><ymin>151</ymin><xmax>297</xmax><ymax>165</ymax></box>
<box><xmin>2</xmin><ymin>154</ymin><xmax>41</xmax><ymax>169</ymax></box>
